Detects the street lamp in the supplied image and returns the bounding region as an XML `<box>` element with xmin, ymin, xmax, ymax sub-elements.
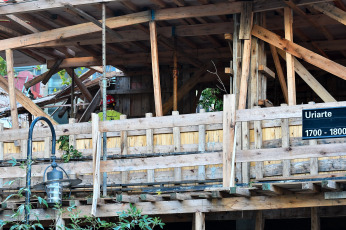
<box><xmin>25</xmin><ymin>117</ymin><xmax>80</xmax><ymax>224</ymax></box>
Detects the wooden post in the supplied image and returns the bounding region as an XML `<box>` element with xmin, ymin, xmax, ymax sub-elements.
<box><xmin>222</xmin><ymin>95</ymin><xmax>236</xmax><ymax>187</ymax></box>
<box><xmin>255</xmin><ymin>211</ymin><xmax>265</xmax><ymax>230</ymax></box>
<box><xmin>149</xmin><ymin>20</ymin><xmax>163</xmax><ymax>116</ymax></box>
<box><xmin>172</xmin><ymin>111</ymin><xmax>182</xmax><ymax>182</ymax></box>
<box><xmin>311</xmin><ymin>207</ymin><xmax>320</xmax><ymax>230</ymax></box>
<box><xmin>235</xmin><ymin>122</ymin><xmax>242</xmax><ymax>183</ymax></box>
<box><xmin>254</xmin><ymin>106</ymin><xmax>263</xmax><ymax>179</ymax></box>
<box><xmin>120</xmin><ymin>115</ymin><xmax>129</xmax><ymax>187</ymax></box>
<box><xmin>173</xmin><ymin>40</ymin><xmax>178</xmax><ymax>111</ymax></box>
<box><xmin>241</xmin><ymin>121</ymin><xmax>250</xmax><ymax>184</ymax></box>
<box><xmin>0</xmin><ymin>123</ymin><xmax>3</xmax><ymax>188</ymax></box>
<box><xmin>6</xmin><ymin>49</ymin><xmax>19</xmax><ymax>129</ymax></box>
<box><xmin>194</xmin><ymin>212</ymin><xmax>205</xmax><ymax>230</ymax></box>
<box><xmin>284</xmin><ymin>7</ymin><xmax>296</xmax><ymax>105</ymax></box>
<box><xmin>198</xmin><ymin>109</ymin><xmax>206</xmax><ymax>181</ymax></box>
<box><xmin>146</xmin><ymin>113</ymin><xmax>155</xmax><ymax>183</ymax></box>
<box><xmin>91</xmin><ymin>113</ymin><xmax>101</xmax><ymax>216</ymax></box>
<box><xmin>270</xmin><ymin>45</ymin><xmax>288</xmax><ymax>104</ymax></box>
<box><xmin>238</xmin><ymin>2</ymin><xmax>253</xmax><ymax>110</ymax></box>
<box><xmin>69</xmin><ymin>118</ymin><xmax>76</xmax><ymax>149</ymax></box>
<box><xmin>250</xmin><ymin>15</ymin><xmax>258</xmax><ymax>108</ymax></box>
<box><xmin>308</xmin><ymin>102</ymin><xmax>319</xmax><ymax>175</ymax></box>
<box><xmin>259</xmin><ymin>13</ymin><xmax>267</xmax><ymax>100</ymax></box>
<box><xmin>233</xmin><ymin>14</ymin><xmax>242</xmax><ymax>108</ymax></box>
<box><xmin>281</xmin><ymin>104</ymin><xmax>291</xmax><ymax>177</ymax></box>
<box><xmin>20</xmin><ymin>121</ymin><xmax>28</xmax><ymax>187</ymax></box>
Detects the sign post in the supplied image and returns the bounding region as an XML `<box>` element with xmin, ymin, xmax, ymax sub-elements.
<box><xmin>302</xmin><ymin>107</ymin><xmax>346</xmax><ymax>140</ymax></box>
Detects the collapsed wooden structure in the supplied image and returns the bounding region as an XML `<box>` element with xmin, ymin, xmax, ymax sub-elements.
<box><xmin>0</xmin><ymin>0</ymin><xmax>346</xmax><ymax>229</ymax></box>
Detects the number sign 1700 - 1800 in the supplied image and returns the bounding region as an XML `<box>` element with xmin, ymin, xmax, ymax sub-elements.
<box><xmin>302</xmin><ymin>107</ymin><xmax>346</xmax><ymax>140</ymax></box>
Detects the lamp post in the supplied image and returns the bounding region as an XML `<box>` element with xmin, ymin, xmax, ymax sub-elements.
<box><xmin>25</xmin><ymin>117</ymin><xmax>62</xmax><ymax>224</ymax></box>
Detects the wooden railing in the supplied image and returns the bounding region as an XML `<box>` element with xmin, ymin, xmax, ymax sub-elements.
<box><xmin>0</xmin><ymin>96</ymin><xmax>346</xmax><ymax>197</ymax></box>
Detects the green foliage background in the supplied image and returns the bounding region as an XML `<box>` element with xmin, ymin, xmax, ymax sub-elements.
<box><xmin>199</xmin><ymin>88</ymin><xmax>223</xmax><ymax>112</ymax></box>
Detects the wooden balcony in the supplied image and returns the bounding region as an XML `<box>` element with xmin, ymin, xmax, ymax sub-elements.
<box><xmin>1</xmin><ymin>98</ymin><xmax>346</xmax><ymax>222</ymax></box>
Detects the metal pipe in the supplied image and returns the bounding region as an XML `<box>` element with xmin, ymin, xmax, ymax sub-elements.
<box><xmin>102</xmin><ymin>3</ymin><xmax>108</xmax><ymax>196</ymax></box>
<box><xmin>25</xmin><ymin>116</ymin><xmax>56</xmax><ymax>224</ymax></box>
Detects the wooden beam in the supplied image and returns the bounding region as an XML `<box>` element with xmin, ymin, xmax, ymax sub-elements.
<box><xmin>66</xmin><ymin>68</ymin><xmax>93</xmax><ymax>102</ymax></box>
<box><xmin>239</xmin><ymin>2</ymin><xmax>253</xmax><ymax>40</ymax></box>
<box><xmin>284</xmin><ymin>7</ymin><xmax>296</xmax><ymax>105</ymax></box>
<box><xmin>222</xmin><ymin>94</ymin><xmax>236</xmax><ymax>187</ymax></box>
<box><xmin>270</xmin><ymin>45</ymin><xmax>288</xmax><ymax>103</ymax></box>
<box><xmin>324</xmin><ymin>191</ymin><xmax>346</xmax><ymax>199</ymax></box>
<box><xmin>42</xmin><ymin>59</ymin><xmax>63</xmax><ymax>85</ymax></box>
<box><xmin>310</xmin><ymin>3</ymin><xmax>346</xmax><ymax>26</ymax></box>
<box><xmin>277</xmin><ymin>49</ymin><xmax>337</xmax><ymax>103</ymax></box>
<box><xmin>258</xmin><ymin>65</ymin><xmax>275</xmax><ymax>79</ymax></box>
<box><xmin>255</xmin><ymin>211</ymin><xmax>265</xmax><ymax>230</ymax></box>
<box><xmin>251</xmin><ymin>25</ymin><xmax>346</xmax><ymax>80</ymax></box>
<box><xmin>149</xmin><ymin>21</ymin><xmax>163</xmax><ymax>117</ymax></box>
<box><xmin>238</xmin><ymin>38</ymin><xmax>252</xmax><ymax>110</ymax></box>
<box><xmin>64</xmin><ymin>3</ymin><xmax>122</xmax><ymax>39</ymax></box>
<box><xmin>5</xmin><ymin>49</ymin><xmax>19</xmax><ymax>129</ymax></box>
<box><xmin>311</xmin><ymin>207</ymin><xmax>320</xmax><ymax>230</ymax></box>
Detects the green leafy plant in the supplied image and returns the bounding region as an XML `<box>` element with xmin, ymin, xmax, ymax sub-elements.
<box><xmin>199</xmin><ymin>88</ymin><xmax>223</xmax><ymax>112</ymax></box>
<box><xmin>57</xmin><ymin>135</ymin><xmax>82</xmax><ymax>163</ymax></box>
<box><xmin>0</xmin><ymin>57</ymin><xmax>7</xmax><ymax>76</ymax></box>
<box><xmin>57</xmin><ymin>69</ymin><xmax>71</xmax><ymax>86</ymax></box>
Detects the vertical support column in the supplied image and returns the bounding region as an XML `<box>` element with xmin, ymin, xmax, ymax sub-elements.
<box><xmin>69</xmin><ymin>118</ymin><xmax>76</xmax><ymax>149</ymax></box>
<box><xmin>194</xmin><ymin>212</ymin><xmax>205</xmax><ymax>230</ymax></box>
<box><xmin>146</xmin><ymin>113</ymin><xmax>155</xmax><ymax>183</ymax></box>
<box><xmin>172</xmin><ymin>111</ymin><xmax>182</xmax><ymax>182</ymax></box>
<box><xmin>149</xmin><ymin>19</ymin><xmax>163</xmax><ymax>117</ymax></box>
<box><xmin>120</xmin><ymin>115</ymin><xmax>128</xmax><ymax>188</ymax></box>
<box><xmin>70</xmin><ymin>69</ymin><xmax>75</xmax><ymax>118</ymax></box>
<box><xmin>281</xmin><ymin>104</ymin><xmax>291</xmax><ymax>177</ymax></box>
<box><xmin>6</xmin><ymin>49</ymin><xmax>19</xmax><ymax>129</ymax></box>
<box><xmin>91</xmin><ymin>113</ymin><xmax>101</xmax><ymax>216</ymax></box>
<box><xmin>44</xmin><ymin>136</ymin><xmax>52</xmax><ymax>159</ymax></box>
<box><xmin>238</xmin><ymin>2</ymin><xmax>253</xmax><ymax>110</ymax></box>
<box><xmin>198</xmin><ymin>109</ymin><xmax>206</xmax><ymax>181</ymax></box>
<box><xmin>233</xmin><ymin>14</ymin><xmax>242</xmax><ymax>108</ymax></box>
<box><xmin>0</xmin><ymin>123</ymin><xmax>3</xmax><ymax>188</ymax></box>
<box><xmin>308</xmin><ymin>102</ymin><xmax>319</xmax><ymax>175</ymax></box>
<box><xmin>259</xmin><ymin>13</ymin><xmax>267</xmax><ymax>100</ymax></box>
<box><xmin>241</xmin><ymin>121</ymin><xmax>250</xmax><ymax>184</ymax></box>
<box><xmin>255</xmin><ymin>211</ymin><xmax>265</xmax><ymax>230</ymax></box>
<box><xmin>311</xmin><ymin>207</ymin><xmax>320</xmax><ymax>230</ymax></box>
<box><xmin>249</xmin><ymin>15</ymin><xmax>258</xmax><ymax>108</ymax></box>
<box><xmin>284</xmin><ymin>7</ymin><xmax>296</xmax><ymax>105</ymax></box>
<box><xmin>222</xmin><ymin>94</ymin><xmax>236</xmax><ymax>187</ymax></box>
<box><xmin>254</xmin><ymin>106</ymin><xmax>263</xmax><ymax>179</ymax></box>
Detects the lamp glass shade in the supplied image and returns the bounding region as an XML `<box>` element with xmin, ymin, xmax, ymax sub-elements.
<box><xmin>46</xmin><ymin>167</ymin><xmax>63</xmax><ymax>207</ymax></box>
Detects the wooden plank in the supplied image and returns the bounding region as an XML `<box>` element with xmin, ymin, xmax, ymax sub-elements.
<box><xmin>6</xmin><ymin>49</ymin><xmax>19</xmax><ymax>130</ymax></box>
<box><xmin>91</xmin><ymin>113</ymin><xmax>101</xmax><ymax>216</ymax></box>
<box><xmin>284</xmin><ymin>7</ymin><xmax>296</xmax><ymax>105</ymax></box>
<box><xmin>233</xmin><ymin>14</ymin><xmax>242</xmax><ymax>109</ymax></box>
<box><xmin>270</xmin><ymin>45</ymin><xmax>288</xmax><ymax>104</ymax></box>
<box><xmin>280</xmin><ymin>104</ymin><xmax>290</xmax><ymax>177</ymax></box>
<box><xmin>254</xmin><ymin>107</ymin><xmax>263</xmax><ymax>179</ymax></box>
<box><xmin>198</xmin><ymin>109</ymin><xmax>206</xmax><ymax>181</ymax></box>
<box><xmin>311</xmin><ymin>207</ymin><xmax>320</xmax><ymax>230</ymax></box>
<box><xmin>252</xmin><ymin>25</ymin><xmax>346</xmax><ymax>80</ymax></box>
<box><xmin>120</xmin><ymin>115</ymin><xmax>129</xmax><ymax>187</ymax></box>
<box><xmin>241</xmin><ymin>121</ymin><xmax>250</xmax><ymax>184</ymax></box>
<box><xmin>0</xmin><ymin>123</ymin><xmax>3</xmax><ymax>188</ymax></box>
<box><xmin>250</xmin><ymin>29</ymin><xmax>258</xmax><ymax>108</ymax></box>
<box><xmin>324</xmin><ymin>191</ymin><xmax>346</xmax><ymax>200</ymax></box>
<box><xmin>230</xmin><ymin>187</ymin><xmax>251</xmax><ymax>198</ymax></box>
<box><xmin>235</xmin><ymin>101</ymin><xmax>346</xmax><ymax>122</ymax></box>
<box><xmin>321</xmin><ymin>180</ymin><xmax>340</xmax><ymax>191</ymax></box>
<box><xmin>69</xmin><ymin>118</ymin><xmax>76</xmax><ymax>150</ymax></box>
<box><xmin>172</xmin><ymin>111</ymin><xmax>182</xmax><ymax>182</ymax></box>
<box><xmin>0</xmin><ymin>75</ymin><xmax>57</xmax><ymax>125</ymax></box>
<box><xmin>150</xmin><ymin>21</ymin><xmax>163</xmax><ymax>117</ymax></box>
<box><xmin>146</xmin><ymin>113</ymin><xmax>155</xmax><ymax>183</ymax></box>
<box><xmin>310</xmin><ymin>3</ymin><xmax>346</xmax><ymax>26</ymax></box>
<box><xmin>277</xmin><ymin>49</ymin><xmax>336</xmax><ymax>103</ymax></box>
<box><xmin>238</xmin><ymin>38</ymin><xmax>252</xmax><ymax>110</ymax></box>
<box><xmin>194</xmin><ymin>212</ymin><xmax>205</xmax><ymax>230</ymax></box>
<box><xmin>239</xmin><ymin>2</ymin><xmax>253</xmax><ymax>40</ymax></box>
<box><xmin>44</xmin><ymin>136</ymin><xmax>52</xmax><ymax>159</ymax></box>
<box><xmin>222</xmin><ymin>94</ymin><xmax>236</xmax><ymax>187</ymax></box>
